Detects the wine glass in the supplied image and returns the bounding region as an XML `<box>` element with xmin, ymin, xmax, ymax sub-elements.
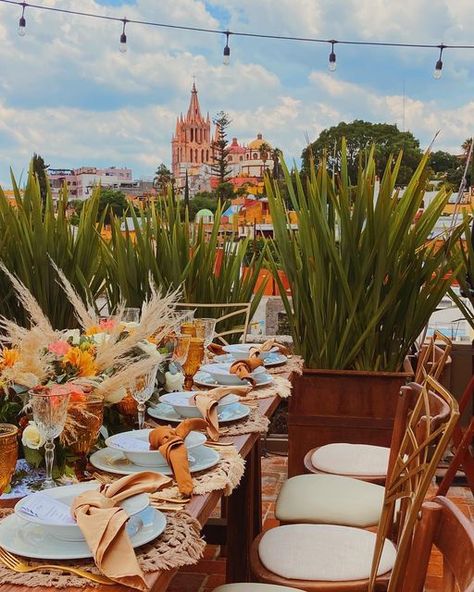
<box><xmin>123</xmin><ymin>308</ymin><xmax>141</xmax><ymax>323</ymax></box>
<box><xmin>194</xmin><ymin>318</ymin><xmax>217</xmax><ymax>347</ymax></box>
<box><xmin>132</xmin><ymin>366</ymin><xmax>159</xmax><ymax>429</ymax></box>
<box><xmin>0</xmin><ymin>424</ymin><xmax>18</xmax><ymax>495</ymax></box>
<box><xmin>29</xmin><ymin>389</ymin><xmax>70</xmax><ymax>489</ymax></box>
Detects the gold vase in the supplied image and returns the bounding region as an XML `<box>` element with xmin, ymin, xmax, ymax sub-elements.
<box><xmin>182</xmin><ymin>337</ymin><xmax>205</xmax><ymax>390</ymax></box>
<box><xmin>0</xmin><ymin>424</ymin><xmax>18</xmax><ymax>494</ymax></box>
<box><xmin>67</xmin><ymin>394</ymin><xmax>104</xmax><ymax>456</ymax></box>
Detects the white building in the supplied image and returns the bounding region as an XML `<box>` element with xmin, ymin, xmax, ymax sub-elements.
<box><xmin>48</xmin><ymin>166</ymin><xmax>133</xmax><ymax>200</ymax></box>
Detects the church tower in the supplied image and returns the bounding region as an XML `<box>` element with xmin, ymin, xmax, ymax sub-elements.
<box><xmin>171</xmin><ymin>83</ymin><xmax>213</xmax><ymax>184</ymax></box>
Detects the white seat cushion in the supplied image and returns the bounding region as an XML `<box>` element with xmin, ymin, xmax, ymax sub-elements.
<box><xmin>214</xmin><ymin>585</ymin><xmax>302</xmax><ymax>592</ymax></box>
<box><xmin>276</xmin><ymin>474</ymin><xmax>384</xmax><ymax>527</ymax></box>
<box><xmin>311</xmin><ymin>443</ymin><xmax>390</xmax><ymax>476</ymax></box>
<box><xmin>258</xmin><ymin>524</ymin><xmax>396</xmax><ymax>581</ymax></box>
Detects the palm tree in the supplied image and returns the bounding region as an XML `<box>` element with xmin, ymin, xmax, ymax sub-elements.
<box><xmin>153</xmin><ymin>164</ymin><xmax>173</xmax><ymax>196</ymax></box>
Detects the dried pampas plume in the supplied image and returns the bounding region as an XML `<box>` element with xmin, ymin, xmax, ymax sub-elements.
<box><xmin>0</xmin><ymin>263</ymin><xmax>56</xmax><ymax>342</ymax></box>
<box><xmin>49</xmin><ymin>259</ymin><xmax>98</xmax><ymax>330</ymax></box>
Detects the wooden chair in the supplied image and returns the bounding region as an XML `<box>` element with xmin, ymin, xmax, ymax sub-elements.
<box><xmin>219</xmin><ymin>497</ymin><xmax>474</xmax><ymax>592</ymax></box>
<box><xmin>300</xmin><ymin>332</ymin><xmax>452</xmax><ymax>483</ymax></box>
<box><xmin>175</xmin><ymin>301</ymin><xmax>252</xmax><ymax>344</ymax></box>
<box><xmin>250</xmin><ymin>377</ymin><xmax>459</xmax><ymax>591</ymax></box>
<box><xmin>437</xmin><ymin>374</ymin><xmax>474</xmax><ymax>496</ymax></box>
<box><xmin>401</xmin><ymin>496</ymin><xmax>474</xmax><ymax>592</ymax></box>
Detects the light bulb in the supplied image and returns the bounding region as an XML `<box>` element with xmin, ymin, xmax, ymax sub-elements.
<box><xmin>223</xmin><ymin>45</ymin><xmax>230</xmax><ymax>65</ymax></box>
<box><xmin>18</xmin><ymin>16</ymin><xmax>26</xmax><ymax>37</ymax></box>
<box><xmin>328</xmin><ymin>51</ymin><xmax>336</xmax><ymax>72</ymax></box>
<box><xmin>119</xmin><ymin>32</ymin><xmax>127</xmax><ymax>53</ymax></box>
<box><xmin>433</xmin><ymin>59</ymin><xmax>443</xmax><ymax>79</ymax></box>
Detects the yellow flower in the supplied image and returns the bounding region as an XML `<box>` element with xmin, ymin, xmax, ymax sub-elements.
<box><xmin>62</xmin><ymin>347</ymin><xmax>98</xmax><ymax>377</ymax></box>
<box><xmin>0</xmin><ymin>348</ymin><xmax>20</xmax><ymax>369</ymax></box>
<box><xmin>85</xmin><ymin>325</ymin><xmax>101</xmax><ymax>336</ymax></box>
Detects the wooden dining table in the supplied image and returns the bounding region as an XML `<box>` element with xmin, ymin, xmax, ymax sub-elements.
<box><xmin>0</xmin><ymin>394</ymin><xmax>282</xmax><ymax>592</ymax></box>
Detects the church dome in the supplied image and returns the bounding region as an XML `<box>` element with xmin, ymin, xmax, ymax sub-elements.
<box><xmin>248</xmin><ymin>133</ymin><xmax>271</xmax><ymax>150</ymax></box>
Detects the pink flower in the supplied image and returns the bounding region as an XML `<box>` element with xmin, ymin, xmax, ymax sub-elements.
<box><xmin>99</xmin><ymin>318</ymin><xmax>117</xmax><ymax>331</ymax></box>
<box><xmin>48</xmin><ymin>340</ymin><xmax>71</xmax><ymax>356</ymax></box>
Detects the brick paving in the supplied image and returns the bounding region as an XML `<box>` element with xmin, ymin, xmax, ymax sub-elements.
<box><xmin>170</xmin><ymin>454</ymin><xmax>473</xmax><ymax>592</ymax></box>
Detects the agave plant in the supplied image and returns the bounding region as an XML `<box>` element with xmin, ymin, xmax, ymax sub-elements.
<box><xmin>103</xmin><ymin>196</ymin><xmax>267</xmax><ymax>340</ymax></box>
<box><xmin>448</xmin><ymin>212</ymin><xmax>474</xmax><ymax>329</ymax></box>
<box><xmin>0</xmin><ymin>164</ymin><xmax>105</xmax><ymax>329</ymax></box>
<box><xmin>266</xmin><ymin>142</ymin><xmax>465</xmax><ymax>371</ymax></box>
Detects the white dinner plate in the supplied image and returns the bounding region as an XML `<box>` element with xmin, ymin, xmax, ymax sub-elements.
<box><xmin>193</xmin><ymin>370</ymin><xmax>273</xmax><ymax>389</ymax></box>
<box><xmin>15</xmin><ymin>481</ymin><xmax>149</xmax><ymax>542</ymax></box>
<box><xmin>148</xmin><ymin>402</ymin><xmax>251</xmax><ymax>424</ymax></box>
<box><xmin>0</xmin><ymin>506</ymin><xmax>165</xmax><ymax>560</ymax></box>
<box><xmin>159</xmin><ymin>391</ymin><xmax>240</xmax><ymax>418</ymax></box>
<box><xmin>90</xmin><ymin>445</ymin><xmax>220</xmax><ymax>477</ymax></box>
<box><xmin>213</xmin><ymin>353</ymin><xmax>288</xmax><ymax>367</ymax></box>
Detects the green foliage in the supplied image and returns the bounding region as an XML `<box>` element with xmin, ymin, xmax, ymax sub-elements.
<box><xmin>448</xmin><ymin>213</ymin><xmax>474</xmax><ymax>329</ymax></box>
<box><xmin>32</xmin><ymin>153</ymin><xmax>49</xmax><ymax>204</ymax></box>
<box><xmin>103</xmin><ymin>195</ymin><xmax>267</xmax><ymax>341</ymax></box>
<box><xmin>98</xmin><ymin>188</ymin><xmax>130</xmax><ymax>224</ymax></box>
<box><xmin>153</xmin><ymin>163</ymin><xmax>173</xmax><ymax>196</ymax></box>
<box><xmin>302</xmin><ymin>120</ymin><xmax>423</xmax><ymax>186</ymax></box>
<box><xmin>211</xmin><ymin>111</ymin><xmax>232</xmax><ymax>189</ymax></box>
<box><xmin>0</xmin><ymin>164</ymin><xmax>105</xmax><ymax>329</ymax></box>
<box><xmin>267</xmin><ymin>142</ymin><xmax>464</xmax><ymax>371</ymax></box>
<box><xmin>186</xmin><ymin>194</ymin><xmax>219</xmax><ymax>220</ymax></box>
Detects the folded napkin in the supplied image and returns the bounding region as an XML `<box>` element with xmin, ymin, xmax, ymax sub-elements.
<box><xmin>229</xmin><ymin>358</ymin><xmax>264</xmax><ymax>386</ymax></box>
<box><xmin>72</xmin><ymin>472</ymin><xmax>172</xmax><ymax>591</ymax></box>
<box><xmin>249</xmin><ymin>339</ymin><xmax>290</xmax><ymax>358</ymax></box>
<box><xmin>207</xmin><ymin>343</ymin><xmax>225</xmax><ymax>355</ymax></box>
<box><xmin>149</xmin><ymin>419</ymin><xmax>208</xmax><ymax>496</ymax></box>
<box><xmin>192</xmin><ymin>385</ymin><xmax>252</xmax><ymax>441</ymax></box>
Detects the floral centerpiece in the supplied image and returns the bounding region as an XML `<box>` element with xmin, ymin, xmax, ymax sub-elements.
<box><xmin>0</xmin><ymin>264</ymin><xmax>182</xmax><ymax>478</ymax></box>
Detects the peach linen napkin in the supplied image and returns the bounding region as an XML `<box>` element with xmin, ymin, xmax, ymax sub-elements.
<box><xmin>192</xmin><ymin>385</ymin><xmax>252</xmax><ymax>441</ymax></box>
<box><xmin>72</xmin><ymin>471</ymin><xmax>172</xmax><ymax>591</ymax></box>
<box><xmin>229</xmin><ymin>358</ymin><xmax>264</xmax><ymax>386</ymax></box>
<box><xmin>207</xmin><ymin>343</ymin><xmax>225</xmax><ymax>355</ymax></box>
<box><xmin>149</xmin><ymin>418</ymin><xmax>208</xmax><ymax>496</ymax></box>
<box><xmin>249</xmin><ymin>338</ymin><xmax>290</xmax><ymax>358</ymax></box>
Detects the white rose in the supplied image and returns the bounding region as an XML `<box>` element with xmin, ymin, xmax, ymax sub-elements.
<box><xmin>62</xmin><ymin>329</ymin><xmax>80</xmax><ymax>345</ymax></box>
<box><xmin>165</xmin><ymin>371</ymin><xmax>185</xmax><ymax>392</ymax></box>
<box><xmin>105</xmin><ymin>387</ymin><xmax>127</xmax><ymax>404</ymax></box>
<box><xmin>22</xmin><ymin>421</ymin><xmax>45</xmax><ymax>450</ymax></box>
<box><xmin>91</xmin><ymin>332</ymin><xmax>110</xmax><ymax>345</ymax></box>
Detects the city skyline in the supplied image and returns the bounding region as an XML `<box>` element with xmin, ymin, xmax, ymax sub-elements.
<box><xmin>0</xmin><ymin>0</ymin><xmax>473</xmax><ymax>187</ymax></box>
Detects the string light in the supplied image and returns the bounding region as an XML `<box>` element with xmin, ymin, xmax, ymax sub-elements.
<box><xmin>1</xmin><ymin>0</ymin><xmax>473</xmax><ymax>76</ymax></box>
<box><xmin>223</xmin><ymin>31</ymin><xmax>230</xmax><ymax>65</ymax></box>
<box><xmin>17</xmin><ymin>1</ymin><xmax>26</xmax><ymax>37</ymax></box>
<box><xmin>433</xmin><ymin>44</ymin><xmax>445</xmax><ymax>79</ymax></box>
<box><xmin>119</xmin><ymin>18</ymin><xmax>127</xmax><ymax>53</ymax></box>
<box><xmin>328</xmin><ymin>40</ymin><xmax>336</xmax><ymax>72</ymax></box>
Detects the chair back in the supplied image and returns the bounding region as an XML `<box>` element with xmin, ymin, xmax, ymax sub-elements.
<box><xmin>369</xmin><ymin>376</ymin><xmax>459</xmax><ymax>591</ymax></box>
<box><xmin>174</xmin><ymin>301</ymin><xmax>252</xmax><ymax>344</ymax></box>
<box><xmin>402</xmin><ymin>496</ymin><xmax>474</xmax><ymax>592</ymax></box>
<box><xmin>414</xmin><ymin>330</ymin><xmax>452</xmax><ymax>384</ymax></box>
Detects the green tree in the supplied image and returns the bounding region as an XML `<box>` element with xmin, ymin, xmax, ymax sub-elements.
<box><xmin>302</xmin><ymin>120</ymin><xmax>423</xmax><ymax>186</ymax></box>
<box><xmin>98</xmin><ymin>188</ymin><xmax>130</xmax><ymax>224</ymax></box>
<box><xmin>184</xmin><ymin>169</ymin><xmax>190</xmax><ymax>208</ymax></box>
<box><xmin>211</xmin><ymin>111</ymin><xmax>232</xmax><ymax>192</ymax></box>
<box><xmin>31</xmin><ymin>153</ymin><xmax>49</xmax><ymax>203</ymax></box>
<box><xmin>153</xmin><ymin>163</ymin><xmax>173</xmax><ymax>196</ymax></box>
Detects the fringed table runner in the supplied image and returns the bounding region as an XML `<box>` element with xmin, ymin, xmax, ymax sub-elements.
<box><xmin>267</xmin><ymin>355</ymin><xmax>304</xmax><ymax>377</ymax></box>
<box><xmin>0</xmin><ymin>509</ymin><xmax>205</xmax><ymax>588</ymax></box>
<box><xmin>218</xmin><ymin>406</ymin><xmax>270</xmax><ymax>436</ymax></box>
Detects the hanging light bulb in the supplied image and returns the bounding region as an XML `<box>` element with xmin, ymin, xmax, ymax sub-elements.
<box><xmin>119</xmin><ymin>18</ymin><xmax>127</xmax><ymax>53</ymax></box>
<box><xmin>328</xmin><ymin>40</ymin><xmax>337</xmax><ymax>72</ymax></box>
<box><xmin>433</xmin><ymin>44</ymin><xmax>445</xmax><ymax>79</ymax></box>
<box><xmin>18</xmin><ymin>2</ymin><xmax>26</xmax><ymax>37</ymax></box>
<box><xmin>223</xmin><ymin>31</ymin><xmax>230</xmax><ymax>65</ymax></box>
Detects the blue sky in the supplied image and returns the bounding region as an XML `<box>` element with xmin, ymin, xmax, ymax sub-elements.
<box><xmin>0</xmin><ymin>0</ymin><xmax>473</xmax><ymax>186</ymax></box>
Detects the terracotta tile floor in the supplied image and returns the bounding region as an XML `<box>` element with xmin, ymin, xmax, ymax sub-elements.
<box><xmin>170</xmin><ymin>454</ymin><xmax>473</xmax><ymax>592</ymax></box>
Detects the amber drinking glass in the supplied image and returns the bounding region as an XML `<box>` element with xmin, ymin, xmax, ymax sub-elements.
<box><xmin>68</xmin><ymin>393</ymin><xmax>104</xmax><ymax>456</ymax></box>
<box><xmin>182</xmin><ymin>337</ymin><xmax>205</xmax><ymax>390</ymax></box>
<box><xmin>0</xmin><ymin>424</ymin><xmax>18</xmax><ymax>495</ymax></box>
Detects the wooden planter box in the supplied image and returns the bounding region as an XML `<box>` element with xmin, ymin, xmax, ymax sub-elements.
<box><xmin>288</xmin><ymin>367</ymin><xmax>413</xmax><ymax>477</ymax></box>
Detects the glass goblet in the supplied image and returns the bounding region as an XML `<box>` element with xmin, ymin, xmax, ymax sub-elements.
<box><xmin>132</xmin><ymin>366</ymin><xmax>159</xmax><ymax>430</ymax></box>
<box><xmin>0</xmin><ymin>424</ymin><xmax>18</xmax><ymax>495</ymax></box>
<box><xmin>194</xmin><ymin>318</ymin><xmax>217</xmax><ymax>347</ymax></box>
<box><xmin>29</xmin><ymin>388</ymin><xmax>70</xmax><ymax>489</ymax></box>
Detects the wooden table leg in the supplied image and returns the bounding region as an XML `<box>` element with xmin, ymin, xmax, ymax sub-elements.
<box><xmin>226</xmin><ymin>438</ymin><xmax>263</xmax><ymax>582</ymax></box>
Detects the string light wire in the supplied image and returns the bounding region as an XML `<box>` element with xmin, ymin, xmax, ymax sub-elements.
<box><xmin>2</xmin><ymin>0</ymin><xmax>474</xmax><ymax>58</ymax></box>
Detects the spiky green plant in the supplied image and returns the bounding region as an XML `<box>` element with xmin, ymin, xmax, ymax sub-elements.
<box><xmin>448</xmin><ymin>211</ymin><xmax>474</xmax><ymax>329</ymax></box>
<box><xmin>103</xmin><ymin>196</ymin><xmax>266</xmax><ymax>340</ymax></box>
<box><xmin>0</xmin><ymin>165</ymin><xmax>105</xmax><ymax>329</ymax></box>
<box><xmin>266</xmin><ymin>143</ymin><xmax>465</xmax><ymax>371</ymax></box>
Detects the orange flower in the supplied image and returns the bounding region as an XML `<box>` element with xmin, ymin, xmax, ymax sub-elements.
<box><xmin>62</xmin><ymin>347</ymin><xmax>98</xmax><ymax>377</ymax></box>
<box><xmin>85</xmin><ymin>325</ymin><xmax>101</xmax><ymax>336</ymax></box>
<box><xmin>0</xmin><ymin>348</ymin><xmax>20</xmax><ymax>368</ymax></box>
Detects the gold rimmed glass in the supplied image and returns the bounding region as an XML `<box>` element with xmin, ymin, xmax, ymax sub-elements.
<box><xmin>0</xmin><ymin>424</ymin><xmax>18</xmax><ymax>495</ymax></box>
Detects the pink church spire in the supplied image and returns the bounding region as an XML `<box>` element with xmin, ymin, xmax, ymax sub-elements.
<box><xmin>187</xmin><ymin>82</ymin><xmax>203</xmax><ymax>122</ymax></box>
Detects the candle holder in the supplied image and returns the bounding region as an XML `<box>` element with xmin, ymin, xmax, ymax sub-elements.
<box><xmin>0</xmin><ymin>424</ymin><xmax>18</xmax><ymax>495</ymax></box>
<box><xmin>182</xmin><ymin>337</ymin><xmax>205</xmax><ymax>390</ymax></box>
